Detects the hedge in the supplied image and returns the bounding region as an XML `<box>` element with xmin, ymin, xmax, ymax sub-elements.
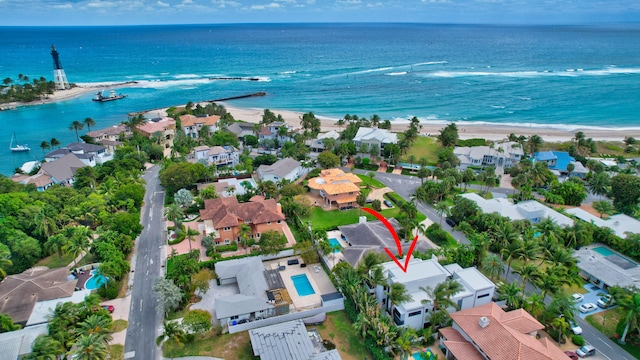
<box><xmin>425</xmin><ymin>223</ymin><xmax>456</xmax><ymax>246</ymax></box>
<box><xmin>215</xmin><ymin>242</ymin><xmax>238</xmax><ymax>252</ymax></box>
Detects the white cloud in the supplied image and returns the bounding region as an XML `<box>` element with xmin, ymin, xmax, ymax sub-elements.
<box><xmin>86</xmin><ymin>1</ymin><xmax>116</xmax><ymax>8</ymax></box>
<box><xmin>52</xmin><ymin>3</ymin><xmax>73</xmax><ymax>9</ymax></box>
<box><xmin>211</xmin><ymin>0</ymin><xmax>240</xmax><ymax>8</ymax></box>
<box><xmin>336</xmin><ymin>0</ymin><xmax>361</xmax><ymax>4</ymax></box>
<box><xmin>421</xmin><ymin>0</ymin><xmax>451</xmax><ymax>3</ymax></box>
<box><xmin>157</xmin><ymin>0</ymin><xmax>169</xmax><ymax>6</ymax></box>
<box><xmin>249</xmin><ymin>2</ymin><xmax>281</xmax><ymax>10</ymax></box>
<box><xmin>366</xmin><ymin>1</ymin><xmax>382</xmax><ymax>7</ymax></box>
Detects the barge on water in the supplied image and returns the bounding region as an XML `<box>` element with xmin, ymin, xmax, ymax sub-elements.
<box><xmin>93</xmin><ymin>90</ymin><xmax>127</xmax><ymax>102</ymax></box>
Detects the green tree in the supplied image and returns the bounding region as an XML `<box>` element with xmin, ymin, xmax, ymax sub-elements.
<box><xmin>497</xmin><ymin>282</ymin><xmax>523</xmax><ymax>310</ymax></box>
<box><xmin>258</xmin><ymin>230</ymin><xmax>287</xmax><ymax>256</ymax></box>
<box><xmin>159</xmin><ymin>162</ymin><xmax>207</xmax><ymax>195</ymax></box>
<box><xmin>83</xmin><ymin>117</ymin><xmax>96</xmax><ymax>133</ymax></box>
<box><xmin>164</xmin><ymin>204</ymin><xmax>185</xmax><ymax>233</ymax></box>
<box><xmin>50</xmin><ymin>137</ymin><xmax>61</xmax><ymax>149</ymax></box>
<box><xmin>611</xmin><ymin>174</ymin><xmax>640</xmax><ymax>215</ymax></box>
<box><xmin>68</xmin><ymin>333</ymin><xmax>110</xmax><ymax>360</ymax></box>
<box><xmin>437</xmin><ymin>123</ymin><xmax>458</xmax><ymax>147</ymax></box>
<box><xmin>527</xmin><ymin>134</ymin><xmax>544</xmax><ymax>154</ymax></box>
<box><xmin>0</xmin><ymin>313</ymin><xmax>20</xmax><ymax>333</ymax></box>
<box><xmin>68</xmin><ymin>120</ymin><xmax>84</xmax><ymax>142</ymax></box>
<box><xmin>588</xmin><ymin>172</ymin><xmax>610</xmax><ymax>200</ymax></box>
<box><xmin>317</xmin><ymin>150</ymin><xmax>340</xmax><ymax>169</ymax></box>
<box><xmin>593</xmin><ymin>200</ymin><xmax>614</xmax><ymax>218</ymax></box>
<box><xmin>611</xmin><ymin>287</ymin><xmax>640</xmax><ymax>344</ymax></box>
<box><xmin>25</xmin><ymin>335</ymin><xmax>64</xmax><ymax>359</ymax></box>
<box><xmin>386</xmin><ymin>282</ymin><xmax>413</xmax><ymax>313</ymax></box>
<box><xmin>239</xmin><ymin>224</ymin><xmax>252</xmax><ymax>254</ymax></box>
<box><xmin>153</xmin><ymin>277</ymin><xmax>183</xmax><ymax>316</ymax></box>
<box><xmin>39</xmin><ymin>141</ymin><xmax>50</xmax><ymax>157</ymax></box>
<box><xmin>420</xmin><ymin>279</ymin><xmax>463</xmax><ymax>328</ymax></box>
<box><xmin>481</xmin><ymin>254</ymin><xmax>504</xmax><ymax>281</ymax></box>
<box><xmin>182</xmin><ymin>309</ymin><xmax>212</xmax><ymax>335</ymax></box>
<box><xmin>45</xmin><ymin>234</ymin><xmax>68</xmax><ymax>260</ymax></box>
<box><xmin>63</xmin><ymin>226</ymin><xmax>92</xmax><ymax>267</ymax></box>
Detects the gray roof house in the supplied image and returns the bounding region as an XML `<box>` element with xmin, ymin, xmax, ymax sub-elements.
<box><xmin>249</xmin><ymin>320</ymin><xmax>342</xmax><ymax>360</ymax></box>
<box><xmin>0</xmin><ymin>323</ymin><xmax>48</xmax><ymax>360</ymax></box>
<box><xmin>40</xmin><ymin>153</ymin><xmax>87</xmax><ymax>186</ymax></box>
<box><xmin>227</xmin><ymin>122</ymin><xmax>256</xmax><ymax>139</ymax></box>
<box><xmin>257</xmin><ymin>158</ymin><xmax>304</xmax><ymax>183</ymax></box>
<box><xmin>565</xmin><ymin>208</ymin><xmax>640</xmax><ymax>239</ymax></box>
<box><xmin>45</xmin><ymin>142</ymin><xmax>109</xmax><ymax>167</ymax></box>
<box><xmin>454</xmin><ymin>141</ymin><xmax>524</xmax><ymax>170</ymax></box>
<box><xmin>574</xmin><ymin>245</ymin><xmax>640</xmax><ymax>289</ymax></box>
<box><xmin>460</xmin><ymin>193</ymin><xmax>574</xmax><ymax>227</ymax></box>
<box><xmin>338</xmin><ymin>218</ymin><xmax>431</xmax><ymax>268</ymax></box>
<box><xmin>305</xmin><ymin>130</ymin><xmax>340</xmax><ymax>153</ymax></box>
<box><xmin>352</xmin><ymin>127</ymin><xmax>398</xmax><ymax>156</ymax></box>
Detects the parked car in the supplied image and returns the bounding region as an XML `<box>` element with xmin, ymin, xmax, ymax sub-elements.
<box><xmin>597</xmin><ymin>294</ymin><xmax>614</xmax><ymax>308</ymax></box>
<box><xmin>571</xmin><ymin>293</ymin><xmax>584</xmax><ymax>302</ymax></box>
<box><xmin>96</xmin><ymin>305</ymin><xmax>114</xmax><ymax>313</ymax></box>
<box><xmin>564</xmin><ymin>351</ymin><xmax>579</xmax><ymax>360</ymax></box>
<box><xmin>570</xmin><ymin>320</ymin><xmax>582</xmax><ymax>335</ymax></box>
<box><xmin>579</xmin><ymin>303</ymin><xmax>597</xmax><ymax>313</ymax></box>
<box><xmin>576</xmin><ymin>345</ymin><xmax>596</xmax><ymax>357</ymax></box>
<box><xmin>445</xmin><ymin>218</ymin><xmax>457</xmax><ymax>227</ymax></box>
<box><xmin>384</xmin><ymin>200</ymin><xmax>393</xmax><ymax>208</ymax></box>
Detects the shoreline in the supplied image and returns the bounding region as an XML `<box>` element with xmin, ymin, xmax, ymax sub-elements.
<box><xmin>0</xmin><ymin>82</ymin><xmax>138</xmax><ymax>109</ymax></box>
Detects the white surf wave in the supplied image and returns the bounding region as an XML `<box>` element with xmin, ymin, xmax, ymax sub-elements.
<box><xmin>422</xmin><ymin>66</ymin><xmax>640</xmax><ymax>79</ymax></box>
<box><xmin>385</xmin><ymin>72</ymin><xmax>407</xmax><ymax>76</ymax></box>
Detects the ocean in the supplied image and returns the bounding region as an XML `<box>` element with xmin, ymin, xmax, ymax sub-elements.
<box><xmin>1</xmin><ymin>23</ymin><xmax>640</xmax><ymax>175</ymax></box>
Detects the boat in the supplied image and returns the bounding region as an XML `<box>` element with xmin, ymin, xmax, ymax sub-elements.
<box><xmin>10</xmin><ymin>132</ymin><xmax>30</xmax><ymax>152</ymax></box>
<box><xmin>92</xmin><ymin>90</ymin><xmax>127</xmax><ymax>102</ymax></box>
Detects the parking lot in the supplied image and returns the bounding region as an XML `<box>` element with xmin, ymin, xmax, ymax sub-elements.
<box><xmin>574</xmin><ymin>283</ymin><xmax>612</xmax><ymax>319</ymax></box>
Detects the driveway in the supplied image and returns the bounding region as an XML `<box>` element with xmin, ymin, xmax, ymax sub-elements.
<box><xmin>575</xmin><ymin>284</ymin><xmax>610</xmax><ymax>319</ymax></box>
<box><xmin>190</xmin><ymin>281</ymin><xmax>240</xmax><ymax>325</ymax></box>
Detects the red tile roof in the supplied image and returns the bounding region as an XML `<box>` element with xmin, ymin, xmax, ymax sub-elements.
<box><xmin>200</xmin><ymin>196</ymin><xmax>285</xmax><ymax>229</ymax></box>
<box><xmin>446</xmin><ymin>302</ymin><xmax>568</xmax><ymax>360</ymax></box>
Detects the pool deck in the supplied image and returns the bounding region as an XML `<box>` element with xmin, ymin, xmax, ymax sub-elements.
<box><xmin>74</xmin><ymin>270</ymin><xmax>92</xmax><ymax>290</ymax></box>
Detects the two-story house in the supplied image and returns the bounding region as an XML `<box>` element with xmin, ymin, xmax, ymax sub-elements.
<box><xmin>134</xmin><ymin>117</ymin><xmax>176</xmax><ymax>149</ymax></box>
<box><xmin>200</xmin><ymin>196</ymin><xmax>285</xmax><ymax>245</ymax></box>
<box><xmin>305</xmin><ymin>130</ymin><xmax>340</xmax><ymax>153</ymax></box>
<box><xmin>10</xmin><ymin>153</ymin><xmax>87</xmax><ymax>191</ymax></box>
<box><xmin>454</xmin><ymin>141</ymin><xmax>524</xmax><ymax>170</ymax></box>
<box><xmin>374</xmin><ymin>257</ymin><xmax>495</xmax><ymax>330</ymax></box>
<box><xmin>307</xmin><ymin>168</ymin><xmax>362</xmax><ymax>210</ymax></box>
<box><xmin>439</xmin><ymin>302</ymin><xmax>568</xmax><ymax>360</ymax></box>
<box><xmin>45</xmin><ymin>142</ymin><xmax>111</xmax><ymax>167</ymax></box>
<box><xmin>257</xmin><ymin>158</ymin><xmax>305</xmax><ymax>183</ymax></box>
<box><xmin>180</xmin><ymin>114</ymin><xmax>220</xmax><ymax>138</ymax></box>
<box><xmin>86</xmin><ymin>124</ymin><xmax>131</xmax><ymax>143</ymax></box>
<box><xmin>189</xmin><ymin>145</ymin><xmax>240</xmax><ymax>167</ymax></box>
<box><xmin>352</xmin><ymin>127</ymin><xmax>398</xmax><ymax>157</ymax></box>
<box><xmin>533</xmin><ymin>151</ymin><xmax>589</xmax><ymax>178</ymax></box>
<box><xmin>257</xmin><ymin>122</ymin><xmax>293</xmax><ymax>142</ymax></box>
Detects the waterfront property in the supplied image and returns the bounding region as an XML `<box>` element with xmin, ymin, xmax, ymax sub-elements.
<box><xmin>352</xmin><ymin>127</ymin><xmax>398</xmax><ymax>157</ymax></box>
<box><xmin>134</xmin><ymin>117</ymin><xmax>176</xmax><ymax>149</ymax></box>
<box><xmin>439</xmin><ymin>302</ymin><xmax>569</xmax><ymax>360</ymax></box>
<box><xmin>249</xmin><ymin>319</ymin><xmax>342</xmax><ymax>360</ymax></box>
<box><xmin>213</xmin><ymin>257</ymin><xmax>342</xmax><ymax>333</ymax></box>
<box><xmin>460</xmin><ymin>193</ymin><xmax>574</xmax><ymax>227</ymax></box>
<box><xmin>375</xmin><ymin>257</ymin><xmax>495</xmax><ymax>330</ymax></box>
<box><xmin>574</xmin><ymin>244</ymin><xmax>640</xmax><ymax>289</ymax></box>
<box><xmin>179</xmin><ymin>114</ymin><xmax>220</xmax><ymax>138</ymax></box>
<box><xmin>45</xmin><ymin>142</ymin><xmax>112</xmax><ymax>167</ymax></box>
<box><xmin>305</xmin><ymin>130</ymin><xmax>340</xmax><ymax>153</ymax></box>
<box><xmin>257</xmin><ymin>158</ymin><xmax>305</xmax><ymax>183</ymax></box>
<box><xmin>10</xmin><ymin>153</ymin><xmax>88</xmax><ymax>191</ymax></box>
<box><xmin>454</xmin><ymin>141</ymin><xmax>523</xmax><ymax>170</ymax></box>
<box><xmin>199</xmin><ymin>195</ymin><xmax>285</xmax><ymax>245</ymax></box>
<box><xmin>307</xmin><ymin>168</ymin><xmax>362</xmax><ymax>210</ymax></box>
<box><xmin>533</xmin><ymin>151</ymin><xmax>589</xmax><ymax>178</ymax></box>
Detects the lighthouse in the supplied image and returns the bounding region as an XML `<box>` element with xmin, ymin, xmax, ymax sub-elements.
<box><xmin>51</xmin><ymin>45</ymin><xmax>70</xmax><ymax>90</ymax></box>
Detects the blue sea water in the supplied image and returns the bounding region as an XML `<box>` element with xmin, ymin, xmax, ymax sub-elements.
<box><xmin>1</xmin><ymin>23</ymin><xmax>640</xmax><ymax>175</ymax></box>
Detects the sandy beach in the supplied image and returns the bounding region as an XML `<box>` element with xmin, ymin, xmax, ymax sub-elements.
<box><xmin>1</xmin><ymin>82</ymin><xmax>138</xmax><ymax>109</ymax></box>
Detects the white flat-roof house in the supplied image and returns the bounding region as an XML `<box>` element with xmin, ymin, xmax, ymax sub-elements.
<box><xmin>305</xmin><ymin>130</ymin><xmax>340</xmax><ymax>153</ymax></box>
<box><xmin>460</xmin><ymin>193</ymin><xmax>574</xmax><ymax>227</ymax></box>
<box><xmin>454</xmin><ymin>142</ymin><xmax>524</xmax><ymax>170</ymax></box>
<box><xmin>565</xmin><ymin>208</ymin><xmax>640</xmax><ymax>239</ymax></box>
<box><xmin>257</xmin><ymin>158</ymin><xmax>305</xmax><ymax>183</ymax></box>
<box><xmin>352</xmin><ymin>127</ymin><xmax>398</xmax><ymax>157</ymax></box>
<box><xmin>189</xmin><ymin>145</ymin><xmax>240</xmax><ymax>167</ymax></box>
<box><xmin>375</xmin><ymin>257</ymin><xmax>495</xmax><ymax>330</ymax></box>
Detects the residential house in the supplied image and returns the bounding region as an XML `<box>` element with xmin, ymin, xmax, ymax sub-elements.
<box><xmin>86</xmin><ymin>124</ymin><xmax>131</xmax><ymax>143</ymax></box>
<box><xmin>352</xmin><ymin>127</ymin><xmax>398</xmax><ymax>157</ymax></box>
<box><xmin>0</xmin><ymin>324</ymin><xmax>48</xmax><ymax>360</ymax></box>
<box><xmin>565</xmin><ymin>207</ymin><xmax>640</xmax><ymax>239</ymax></box>
<box><xmin>307</xmin><ymin>168</ymin><xmax>362</xmax><ymax>210</ymax></box>
<box><xmin>454</xmin><ymin>142</ymin><xmax>523</xmax><ymax>170</ymax></box>
<box><xmin>257</xmin><ymin>122</ymin><xmax>293</xmax><ymax>142</ymax></box>
<box><xmin>305</xmin><ymin>130</ymin><xmax>340</xmax><ymax>153</ymax></box>
<box><xmin>10</xmin><ymin>153</ymin><xmax>87</xmax><ymax>191</ymax></box>
<box><xmin>228</xmin><ymin>122</ymin><xmax>256</xmax><ymax>140</ymax></box>
<box><xmin>134</xmin><ymin>117</ymin><xmax>176</xmax><ymax>149</ymax></box>
<box><xmin>573</xmin><ymin>244</ymin><xmax>640</xmax><ymax>289</ymax></box>
<box><xmin>534</xmin><ymin>151</ymin><xmax>588</xmax><ymax>178</ymax></box>
<box><xmin>257</xmin><ymin>158</ymin><xmax>304</xmax><ymax>183</ymax></box>
<box><xmin>0</xmin><ymin>267</ymin><xmax>77</xmax><ymax>325</ymax></box>
<box><xmin>179</xmin><ymin>114</ymin><xmax>220</xmax><ymax>138</ymax></box>
<box><xmin>249</xmin><ymin>320</ymin><xmax>342</xmax><ymax>360</ymax></box>
<box><xmin>214</xmin><ymin>257</ymin><xmax>291</xmax><ymax>328</ymax></box>
<box><xmin>197</xmin><ymin>177</ymin><xmax>258</xmax><ymax>198</ymax></box>
<box><xmin>45</xmin><ymin>142</ymin><xmax>111</xmax><ymax>166</ymax></box>
<box><xmin>375</xmin><ymin>257</ymin><xmax>495</xmax><ymax>330</ymax></box>
<box><xmin>337</xmin><ymin>218</ymin><xmax>431</xmax><ymax>268</ymax></box>
<box><xmin>460</xmin><ymin>193</ymin><xmax>574</xmax><ymax>227</ymax></box>
<box><xmin>439</xmin><ymin>302</ymin><xmax>568</xmax><ymax>360</ymax></box>
<box><xmin>189</xmin><ymin>145</ymin><xmax>240</xmax><ymax>167</ymax></box>
<box><xmin>200</xmin><ymin>196</ymin><xmax>285</xmax><ymax>245</ymax></box>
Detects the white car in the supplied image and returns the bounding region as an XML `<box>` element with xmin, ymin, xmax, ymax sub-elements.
<box><xmin>572</xmin><ymin>293</ymin><xmax>584</xmax><ymax>302</ymax></box>
<box><xmin>579</xmin><ymin>303</ymin><xmax>597</xmax><ymax>313</ymax></box>
<box><xmin>570</xmin><ymin>320</ymin><xmax>583</xmax><ymax>335</ymax></box>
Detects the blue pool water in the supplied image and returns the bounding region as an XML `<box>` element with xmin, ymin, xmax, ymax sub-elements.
<box><xmin>328</xmin><ymin>238</ymin><xmax>342</xmax><ymax>253</ymax></box>
<box><xmin>593</xmin><ymin>246</ymin><xmax>615</xmax><ymax>256</ymax></box>
<box><xmin>85</xmin><ymin>270</ymin><xmax>107</xmax><ymax>290</ymax></box>
<box><xmin>291</xmin><ymin>274</ymin><xmax>315</xmax><ymax>296</ymax></box>
<box><xmin>412</xmin><ymin>350</ymin><xmax>435</xmax><ymax>360</ymax></box>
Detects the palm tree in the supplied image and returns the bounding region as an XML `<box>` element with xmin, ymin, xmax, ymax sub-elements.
<box><xmin>68</xmin><ymin>333</ymin><xmax>110</xmax><ymax>360</ymax></box>
<box><xmin>481</xmin><ymin>254</ymin><xmax>504</xmax><ymax>281</ymax></box>
<box><xmin>386</xmin><ymin>282</ymin><xmax>413</xmax><ymax>314</ymax></box>
<box><xmin>63</xmin><ymin>226</ymin><xmax>92</xmax><ymax>267</ymax></box>
<box><xmin>239</xmin><ymin>224</ymin><xmax>252</xmax><ymax>254</ymax></box>
<box><xmin>39</xmin><ymin>141</ymin><xmax>50</xmax><ymax>156</ymax></box>
<box><xmin>50</xmin><ymin>137</ymin><xmax>61</xmax><ymax>149</ymax></box>
<box><xmin>514</xmin><ymin>264</ymin><xmax>540</xmax><ymax>293</ymax></box>
<box><xmin>434</xmin><ymin>201</ymin><xmax>449</xmax><ymax>227</ymax></box>
<box><xmin>164</xmin><ymin>204</ymin><xmax>184</xmax><ymax>233</ymax></box>
<box><xmin>45</xmin><ymin>234</ymin><xmax>68</xmax><ymax>260</ymax></box>
<box><xmin>588</xmin><ymin>172</ymin><xmax>610</xmax><ymax>200</ymax></box>
<box><xmin>24</xmin><ymin>335</ymin><xmax>65</xmax><ymax>360</ymax></box>
<box><xmin>420</xmin><ymin>279</ymin><xmax>463</xmax><ymax>329</ymax></box>
<box><xmin>357</xmin><ymin>251</ymin><xmax>384</xmax><ymax>276</ymax></box>
<box><xmin>492</xmin><ymin>222</ymin><xmax>518</xmax><ymax>249</ymax></box>
<box><xmin>497</xmin><ymin>282</ymin><xmax>523</xmax><ymax>310</ymax></box>
<box><xmin>78</xmin><ymin>314</ymin><xmax>113</xmax><ymax>342</ymax></box>
<box><xmin>69</xmin><ymin>120</ymin><xmax>84</xmax><ymax>142</ymax></box>
<box><xmin>500</xmin><ymin>239</ymin><xmax>522</xmax><ymax>277</ymax></box>
<box><xmin>527</xmin><ymin>134</ymin><xmax>543</xmax><ymax>154</ymax></box>
<box><xmin>550</xmin><ymin>316</ymin><xmax>570</xmax><ymax>343</ymax></box>
<box><xmin>611</xmin><ymin>287</ymin><xmax>640</xmax><ymax>344</ymax></box>
<box><xmin>156</xmin><ymin>320</ymin><xmax>186</xmax><ymax>347</ymax></box>
<box><xmin>395</xmin><ymin>327</ymin><xmax>418</xmax><ymax>360</ymax></box>
<box><xmin>83</xmin><ymin>117</ymin><xmax>96</xmax><ymax>133</ymax></box>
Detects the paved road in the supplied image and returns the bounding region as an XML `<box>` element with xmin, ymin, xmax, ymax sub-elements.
<box><xmin>354</xmin><ymin>169</ymin><xmax>633</xmax><ymax>360</ymax></box>
<box><xmin>124</xmin><ymin>165</ymin><xmax>165</xmax><ymax>360</ymax></box>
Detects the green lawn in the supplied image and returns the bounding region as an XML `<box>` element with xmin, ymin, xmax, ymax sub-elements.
<box><xmin>356</xmin><ymin>174</ymin><xmax>386</xmax><ymax>189</ymax></box>
<box><xmin>162</xmin><ymin>330</ymin><xmax>255</xmax><ymax>359</ymax></box>
<box><xmin>402</xmin><ymin>136</ymin><xmax>441</xmax><ymax>164</ymax></box>
<box><xmin>307</xmin><ymin>201</ymin><xmax>426</xmax><ymax>231</ymax></box>
<box><xmin>586</xmin><ymin>309</ymin><xmax>640</xmax><ymax>358</ymax></box>
<box><xmin>35</xmin><ymin>252</ymin><xmax>76</xmax><ymax>269</ymax></box>
<box><xmin>315</xmin><ymin>311</ymin><xmax>373</xmax><ymax>360</ymax></box>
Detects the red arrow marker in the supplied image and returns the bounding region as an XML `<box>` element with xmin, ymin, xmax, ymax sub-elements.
<box><xmin>362</xmin><ymin>208</ymin><xmax>419</xmax><ymax>273</ymax></box>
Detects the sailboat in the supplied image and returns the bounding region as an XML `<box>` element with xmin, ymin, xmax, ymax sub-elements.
<box><xmin>10</xmin><ymin>132</ymin><xmax>30</xmax><ymax>152</ymax></box>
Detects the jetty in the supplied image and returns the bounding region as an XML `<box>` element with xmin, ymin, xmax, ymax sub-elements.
<box><xmin>129</xmin><ymin>92</ymin><xmax>266</xmax><ymax>117</ymax></box>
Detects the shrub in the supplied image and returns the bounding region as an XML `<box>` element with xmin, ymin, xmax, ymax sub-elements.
<box><xmin>372</xmin><ymin>199</ymin><xmax>382</xmax><ymax>211</ymax></box>
<box><xmin>572</xmin><ymin>335</ymin><xmax>585</xmax><ymax>346</ymax></box>
<box><xmin>425</xmin><ymin>224</ymin><xmax>455</xmax><ymax>246</ymax></box>
<box><xmin>215</xmin><ymin>243</ymin><xmax>238</xmax><ymax>252</ymax></box>
<box><xmin>97</xmin><ymin>281</ymin><xmax>119</xmax><ymax>300</ymax></box>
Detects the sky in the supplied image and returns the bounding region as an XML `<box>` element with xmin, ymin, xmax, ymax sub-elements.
<box><xmin>0</xmin><ymin>0</ymin><xmax>639</xmax><ymax>26</ymax></box>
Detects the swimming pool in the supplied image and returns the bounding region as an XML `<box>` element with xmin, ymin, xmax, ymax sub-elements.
<box><xmin>328</xmin><ymin>238</ymin><xmax>342</xmax><ymax>253</ymax></box>
<box><xmin>291</xmin><ymin>274</ymin><xmax>315</xmax><ymax>296</ymax></box>
<box><xmin>85</xmin><ymin>270</ymin><xmax>107</xmax><ymax>290</ymax></box>
<box><xmin>593</xmin><ymin>246</ymin><xmax>615</xmax><ymax>257</ymax></box>
<box><xmin>412</xmin><ymin>349</ymin><xmax>435</xmax><ymax>360</ymax></box>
